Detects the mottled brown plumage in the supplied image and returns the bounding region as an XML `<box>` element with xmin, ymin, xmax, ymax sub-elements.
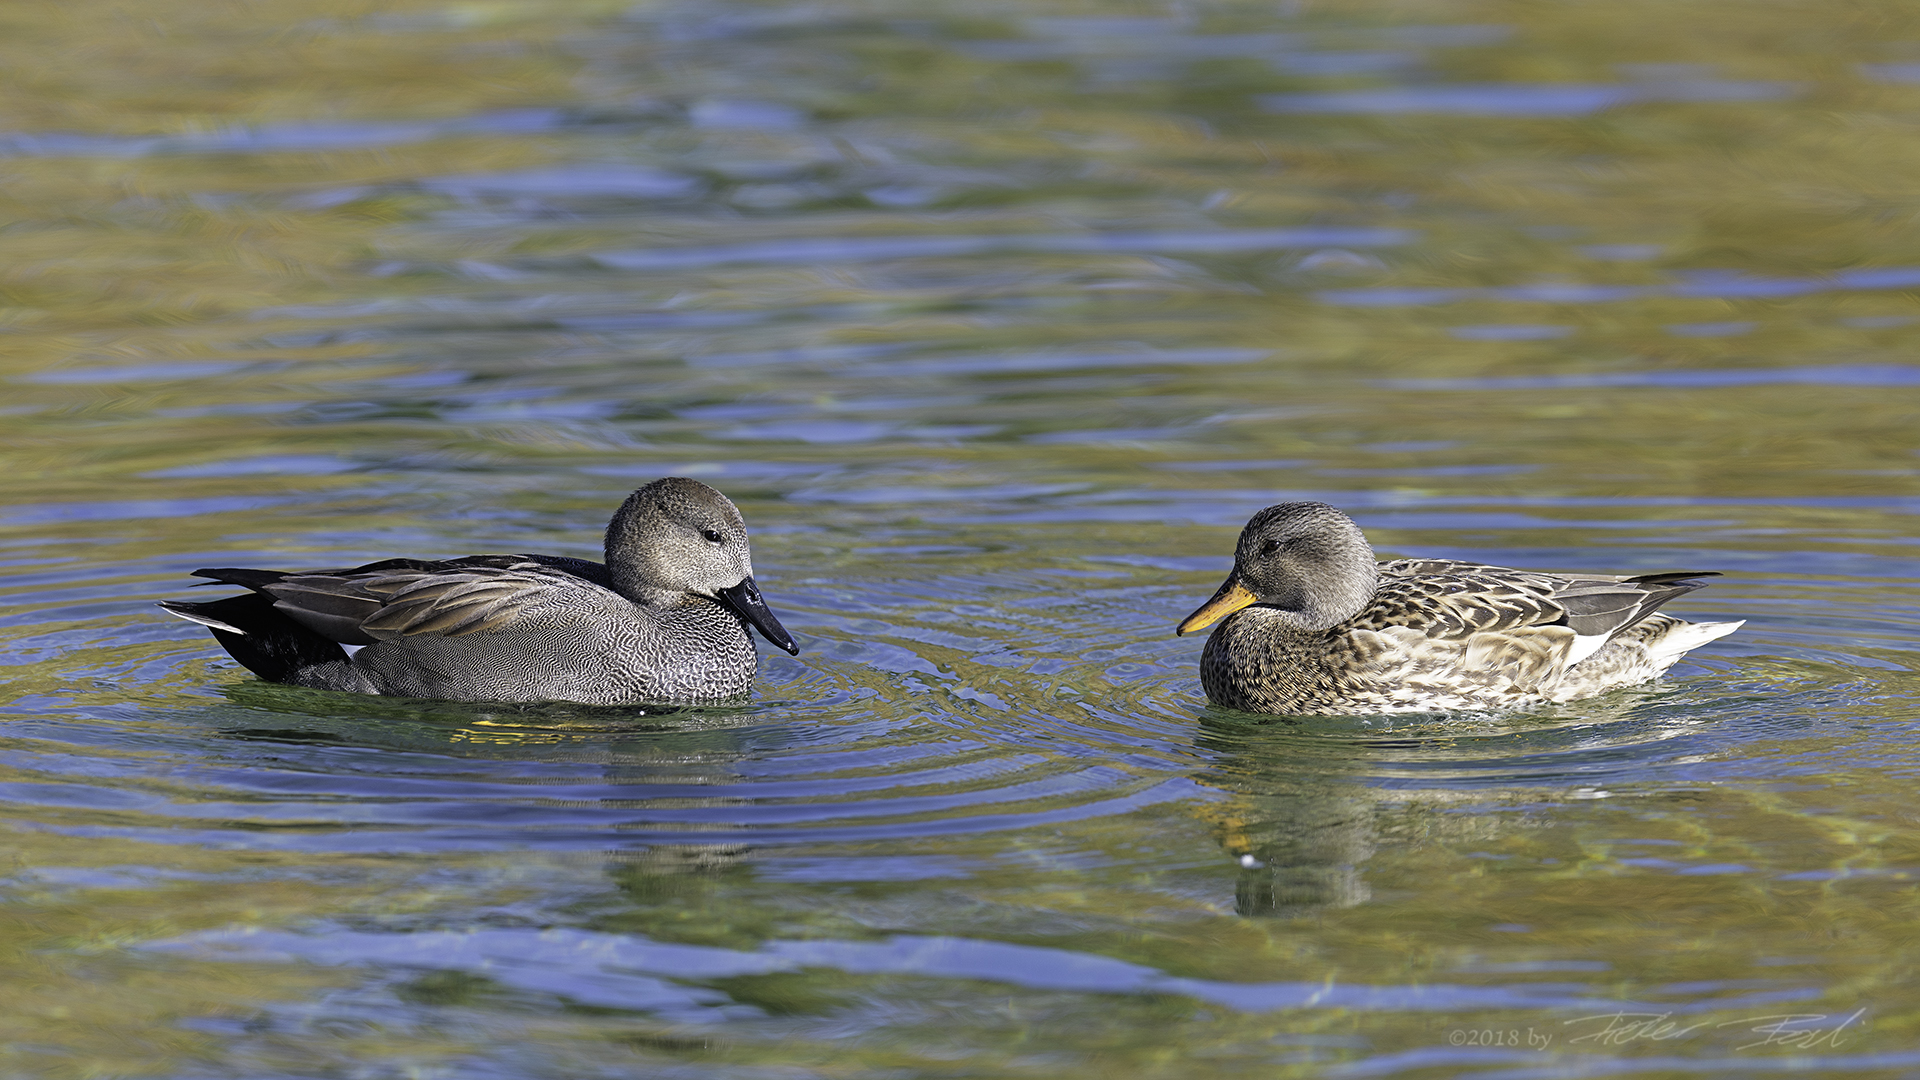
<box><xmin>1177</xmin><ymin>503</ymin><xmax>1743</xmax><ymax>715</ymax></box>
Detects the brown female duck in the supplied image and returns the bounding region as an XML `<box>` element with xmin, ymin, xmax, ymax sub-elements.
<box><xmin>1177</xmin><ymin>502</ymin><xmax>1743</xmax><ymax>715</ymax></box>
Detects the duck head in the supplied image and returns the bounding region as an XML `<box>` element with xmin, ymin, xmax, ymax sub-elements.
<box><xmin>606</xmin><ymin>477</ymin><xmax>799</xmax><ymax>654</ymax></box>
<box><xmin>1177</xmin><ymin>502</ymin><xmax>1380</xmax><ymax>636</ymax></box>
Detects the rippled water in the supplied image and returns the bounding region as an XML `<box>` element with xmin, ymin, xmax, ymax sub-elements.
<box><xmin>4</xmin><ymin>0</ymin><xmax>1920</xmax><ymax>1076</ymax></box>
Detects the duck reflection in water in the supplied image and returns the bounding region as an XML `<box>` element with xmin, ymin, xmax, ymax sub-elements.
<box><xmin>162</xmin><ymin>478</ymin><xmax>798</xmax><ymax>706</ymax></box>
<box><xmin>1192</xmin><ymin>713</ymin><xmax>1378</xmax><ymax>918</ymax></box>
<box><xmin>204</xmin><ymin>687</ymin><xmax>770</xmax><ymax>903</ymax></box>
<box><xmin>1191</xmin><ymin>679</ymin><xmax>1703</xmax><ymax>919</ymax></box>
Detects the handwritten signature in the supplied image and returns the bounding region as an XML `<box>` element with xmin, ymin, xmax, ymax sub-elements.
<box><xmin>1722</xmin><ymin>1009</ymin><xmax>1867</xmax><ymax>1052</ymax></box>
<box><xmin>1564</xmin><ymin>1011</ymin><xmax>1707</xmax><ymax>1046</ymax></box>
<box><xmin>1563</xmin><ymin>1008</ymin><xmax>1866</xmax><ymax>1051</ymax></box>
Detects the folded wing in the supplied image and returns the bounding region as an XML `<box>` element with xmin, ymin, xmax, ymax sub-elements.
<box><xmin>189</xmin><ymin>557</ymin><xmax>606</xmax><ymax>648</ymax></box>
<box><xmin>1360</xmin><ymin>560</ymin><xmax>1720</xmax><ymax>688</ymax></box>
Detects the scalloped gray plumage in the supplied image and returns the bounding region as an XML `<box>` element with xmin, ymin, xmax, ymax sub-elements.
<box><xmin>160</xmin><ymin>478</ymin><xmax>797</xmax><ymax>705</ymax></box>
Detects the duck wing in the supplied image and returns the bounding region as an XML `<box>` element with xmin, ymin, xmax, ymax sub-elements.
<box><xmin>189</xmin><ymin>555</ymin><xmax>616</xmax><ymax>647</ymax></box>
<box><xmin>1548</xmin><ymin>572</ymin><xmax>1717</xmax><ymax>645</ymax></box>
<box><xmin>1362</xmin><ymin>560</ymin><xmax>1719</xmax><ymax>682</ymax></box>
<box><xmin>1363</xmin><ymin>561</ymin><xmax>1566</xmax><ymax>636</ymax></box>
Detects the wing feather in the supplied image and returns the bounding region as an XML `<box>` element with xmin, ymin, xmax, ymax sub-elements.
<box><xmin>361</xmin><ymin>580</ymin><xmax>540</xmax><ymax>638</ymax></box>
<box><xmin>1359</xmin><ymin>569</ymin><xmax>1563</xmax><ymax>639</ymax></box>
<box><xmin>258</xmin><ymin>580</ymin><xmax>386</xmax><ymax>645</ymax></box>
<box><xmin>262</xmin><ymin>565</ymin><xmax>585</xmax><ymax>645</ymax></box>
<box><xmin>1361</xmin><ymin>560</ymin><xmax>1717</xmax><ymax>689</ymax></box>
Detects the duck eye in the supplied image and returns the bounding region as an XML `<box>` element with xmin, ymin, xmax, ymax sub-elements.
<box><xmin>701</xmin><ymin>528</ymin><xmax>725</xmax><ymax>544</ymax></box>
<box><xmin>1259</xmin><ymin>539</ymin><xmax>1281</xmax><ymax>556</ymax></box>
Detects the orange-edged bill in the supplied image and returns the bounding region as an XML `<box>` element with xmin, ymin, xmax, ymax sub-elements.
<box><xmin>1176</xmin><ymin>574</ymin><xmax>1258</xmax><ymax>636</ymax></box>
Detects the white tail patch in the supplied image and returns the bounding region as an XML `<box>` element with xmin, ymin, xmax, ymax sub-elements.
<box><xmin>1563</xmin><ymin>632</ymin><xmax>1614</xmax><ymax>669</ymax></box>
<box><xmin>1646</xmin><ymin>619</ymin><xmax>1744</xmax><ymax>663</ymax></box>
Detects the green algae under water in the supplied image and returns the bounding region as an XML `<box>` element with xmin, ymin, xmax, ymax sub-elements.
<box><xmin>2</xmin><ymin>0</ymin><xmax>1919</xmax><ymax>1076</ymax></box>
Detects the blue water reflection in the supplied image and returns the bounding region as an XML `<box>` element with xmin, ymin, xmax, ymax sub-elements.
<box><xmin>2</xmin><ymin>0</ymin><xmax>1917</xmax><ymax>1075</ymax></box>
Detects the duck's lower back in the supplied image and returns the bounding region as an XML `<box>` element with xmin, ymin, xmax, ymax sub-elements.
<box><xmin>1199</xmin><ymin>608</ymin><xmax>1742</xmax><ymax>716</ymax></box>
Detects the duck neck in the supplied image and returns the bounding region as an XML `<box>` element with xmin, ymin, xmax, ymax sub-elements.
<box><xmin>1265</xmin><ymin>546</ymin><xmax>1380</xmax><ymax>633</ymax></box>
<box><xmin>615</xmin><ymin>579</ymin><xmax>689</xmax><ymax>611</ymax></box>
<box><xmin>1264</xmin><ymin>580</ymin><xmax>1376</xmax><ymax>633</ymax></box>
<box><xmin>604</xmin><ymin>544</ymin><xmax>680</xmax><ymax>610</ymax></box>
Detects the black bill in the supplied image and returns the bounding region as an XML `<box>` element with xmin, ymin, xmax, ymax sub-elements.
<box><xmin>715</xmin><ymin>576</ymin><xmax>800</xmax><ymax>655</ymax></box>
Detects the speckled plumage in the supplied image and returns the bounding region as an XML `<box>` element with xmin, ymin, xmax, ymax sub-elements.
<box><xmin>160</xmin><ymin>478</ymin><xmax>798</xmax><ymax>706</ymax></box>
<box><xmin>1178</xmin><ymin>503</ymin><xmax>1743</xmax><ymax>716</ymax></box>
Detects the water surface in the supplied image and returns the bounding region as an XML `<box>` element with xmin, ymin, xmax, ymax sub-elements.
<box><xmin>3</xmin><ymin>0</ymin><xmax>1919</xmax><ymax>1076</ymax></box>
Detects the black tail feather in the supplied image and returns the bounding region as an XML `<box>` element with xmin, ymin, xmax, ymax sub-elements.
<box><xmin>189</xmin><ymin>567</ymin><xmax>295</xmax><ymax>590</ymax></box>
<box><xmin>160</xmin><ymin>593</ymin><xmax>349</xmax><ymax>683</ymax></box>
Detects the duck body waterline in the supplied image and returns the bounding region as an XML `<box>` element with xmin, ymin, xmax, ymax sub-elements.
<box><xmin>160</xmin><ymin>478</ymin><xmax>798</xmax><ymax>706</ymax></box>
<box><xmin>1178</xmin><ymin>503</ymin><xmax>1743</xmax><ymax>716</ymax></box>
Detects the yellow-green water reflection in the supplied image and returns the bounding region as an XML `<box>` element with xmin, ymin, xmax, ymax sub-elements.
<box><xmin>3</xmin><ymin>0</ymin><xmax>1919</xmax><ymax>1076</ymax></box>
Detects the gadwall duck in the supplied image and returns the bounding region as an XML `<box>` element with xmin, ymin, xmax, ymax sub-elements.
<box><xmin>161</xmin><ymin>477</ymin><xmax>798</xmax><ymax>705</ymax></box>
<box><xmin>1176</xmin><ymin>502</ymin><xmax>1742</xmax><ymax>715</ymax></box>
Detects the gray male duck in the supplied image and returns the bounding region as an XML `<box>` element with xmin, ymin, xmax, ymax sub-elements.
<box><xmin>1177</xmin><ymin>502</ymin><xmax>1743</xmax><ymax>715</ymax></box>
<box><xmin>161</xmin><ymin>478</ymin><xmax>798</xmax><ymax>705</ymax></box>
